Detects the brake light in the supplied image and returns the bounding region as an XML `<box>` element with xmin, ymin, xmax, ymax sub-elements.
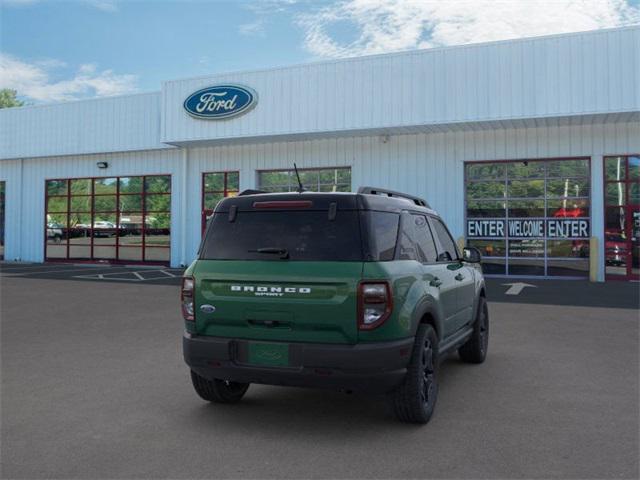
<box><xmin>253</xmin><ymin>200</ymin><xmax>313</xmax><ymax>209</ymax></box>
<box><xmin>181</xmin><ymin>276</ymin><xmax>195</xmax><ymax>321</ymax></box>
<box><xmin>358</xmin><ymin>282</ymin><xmax>393</xmax><ymax>330</ymax></box>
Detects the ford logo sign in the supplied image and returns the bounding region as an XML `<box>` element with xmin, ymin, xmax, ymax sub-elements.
<box><xmin>183</xmin><ymin>84</ymin><xmax>257</xmax><ymax>120</ymax></box>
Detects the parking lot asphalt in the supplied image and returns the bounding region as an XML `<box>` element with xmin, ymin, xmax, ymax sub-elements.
<box><xmin>1</xmin><ymin>266</ymin><xmax>639</xmax><ymax>479</ymax></box>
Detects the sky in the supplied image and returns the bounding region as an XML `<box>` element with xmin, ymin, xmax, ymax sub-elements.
<box><xmin>1</xmin><ymin>0</ymin><xmax>639</xmax><ymax>104</ymax></box>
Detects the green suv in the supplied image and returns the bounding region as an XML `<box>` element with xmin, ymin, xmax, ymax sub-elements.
<box><xmin>182</xmin><ymin>187</ymin><xmax>488</xmax><ymax>423</ymax></box>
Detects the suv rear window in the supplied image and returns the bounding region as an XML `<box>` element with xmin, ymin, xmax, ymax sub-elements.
<box><xmin>201</xmin><ymin>211</ymin><xmax>363</xmax><ymax>261</ymax></box>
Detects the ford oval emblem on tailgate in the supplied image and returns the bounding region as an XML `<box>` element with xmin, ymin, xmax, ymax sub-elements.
<box><xmin>200</xmin><ymin>304</ymin><xmax>216</xmax><ymax>314</ymax></box>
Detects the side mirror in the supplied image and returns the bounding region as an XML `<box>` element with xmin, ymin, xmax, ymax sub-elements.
<box><xmin>462</xmin><ymin>246</ymin><xmax>482</xmax><ymax>263</ymax></box>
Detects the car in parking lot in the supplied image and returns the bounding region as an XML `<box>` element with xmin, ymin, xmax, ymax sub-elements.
<box><xmin>182</xmin><ymin>187</ymin><xmax>488</xmax><ymax>424</ymax></box>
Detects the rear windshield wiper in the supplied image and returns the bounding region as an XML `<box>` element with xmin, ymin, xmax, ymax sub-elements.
<box><xmin>248</xmin><ymin>247</ymin><xmax>290</xmax><ymax>259</ymax></box>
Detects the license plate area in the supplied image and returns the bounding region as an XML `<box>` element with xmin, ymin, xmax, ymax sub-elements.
<box><xmin>247</xmin><ymin>342</ymin><xmax>290</xmax><ymax>367</ymax></box>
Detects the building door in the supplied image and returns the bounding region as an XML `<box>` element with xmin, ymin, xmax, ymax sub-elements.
<box><xmin>604</xmin><ymin>155</ymin><xmax>640</xmax><ymax>280</ymax></box>
<box><xmin>465</xmin><ymin>158</ymin><xmax>591</xmax><ymax>278</ymax></box>
<box><xmin>45</xmin><ymin>175</ymin><xmax>171</xmax><ymax>264</ymax></box>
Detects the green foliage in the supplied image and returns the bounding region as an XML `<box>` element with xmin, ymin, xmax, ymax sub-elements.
<box><xmin>0</xmin><ymin>89</ymin><xmax>24</xmax><ymax>109</ymax></box>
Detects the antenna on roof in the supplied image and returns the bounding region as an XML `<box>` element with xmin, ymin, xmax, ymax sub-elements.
<box><xmin>293</xmin><ymin>163</ymin><xmax>305</xmax><ymax>193</ymax></box>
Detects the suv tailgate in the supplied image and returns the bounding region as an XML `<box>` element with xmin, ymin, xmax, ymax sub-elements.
<box><xmin>193</xmin><ymin>260</ymin><xmax>362</xmax><ymax>344</ymax></box>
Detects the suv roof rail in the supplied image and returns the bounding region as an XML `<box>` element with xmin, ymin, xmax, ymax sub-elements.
<box><xmin>238</xmin><ymin>189</ymin><xmax>267</xmax><ymax>196</ymax></box>
<box><xmin>357</xmin><ymin>186</ymin><xmax>430</xmax><ymax>208</ymax></box>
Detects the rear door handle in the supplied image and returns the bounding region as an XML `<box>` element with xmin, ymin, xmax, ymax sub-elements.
<box><xmin>429</xmin><ymin>277</ymin><xmax>442</xmax><ymax>287</ymax></box>
<box><xmin>455</xmin><ymin>273</ymin><xmax>465</xmax><ymax>281</ymax></box>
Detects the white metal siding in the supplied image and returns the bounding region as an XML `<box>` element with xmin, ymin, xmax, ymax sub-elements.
<box><xmin>162</xmin><ymin>27</ymin><xmax>640</xmax><ymax>145</ymax></box>
<box><xmin>0</xmin><ymin>92</ymin><xmax>169</xmax><ymax>160</ymax></box>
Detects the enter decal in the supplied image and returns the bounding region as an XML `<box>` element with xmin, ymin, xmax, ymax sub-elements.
<box><xmin>467</xmin><ymin>219</ymin><xmax>589</xmax><ymax>238</ymax></box>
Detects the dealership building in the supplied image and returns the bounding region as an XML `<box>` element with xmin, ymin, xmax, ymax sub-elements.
<box><xmin>0</xmin><ymin>26</ymin><xmax>638</xmax><ymax>281</ymax></box>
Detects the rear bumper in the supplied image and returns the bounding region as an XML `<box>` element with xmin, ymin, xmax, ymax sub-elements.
<box><xmin>183</xmin><ymin>333</ymin><xmax>413</xmax><ymax>393</ymax></box>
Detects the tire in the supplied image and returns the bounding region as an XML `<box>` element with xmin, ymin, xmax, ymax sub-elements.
<box><xmin>190</xmin><ymin>370</ymin><xmax>250</xmax><ymax>404</ymax></box>
<box><xmin>387</xmin><ymin>324</ymin><xmax>439</xmax><ymax>424</ymax></box>
<box><xmin>458</xmin><ymin>296</ymin><xmax>489</xmax><ymax>364</ymax></box>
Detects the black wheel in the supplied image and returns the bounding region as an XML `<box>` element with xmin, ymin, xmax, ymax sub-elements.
<box><xmin>458</xmin><ymin>296</ymin><xmax>489</xmax><ymax>364</ymax></box>
<box><xmin>190</xmin><ymin>370</ymin><xmax>249</xmax><ymax>404</ymax></box>
<box><xmin>388</xmin><ymin>324</ymin><xmax>439</xmax><ymax>424</ymax></box>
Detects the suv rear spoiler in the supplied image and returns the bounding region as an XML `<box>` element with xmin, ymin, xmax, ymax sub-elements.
<box><xmin>358</xmin><ymin>187</ymin><xmax>430</xmax><ymax>208</ymax></box>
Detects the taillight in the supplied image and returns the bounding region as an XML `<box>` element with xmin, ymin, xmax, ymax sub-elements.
<box><xmin>181</xmin><ymin>276</ymin><xmax>195</xmax><ymax>321</ymax></box>
<box><xmin>358</xmin><ymin>282</ymin><xmax>393</xmax><ymax>330</ymax></box>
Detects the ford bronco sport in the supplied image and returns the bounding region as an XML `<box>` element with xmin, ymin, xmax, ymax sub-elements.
<box><xmin>182</xmin><ymin>187</ymin><xmax>488</xmax><ymax>424</ymax></box>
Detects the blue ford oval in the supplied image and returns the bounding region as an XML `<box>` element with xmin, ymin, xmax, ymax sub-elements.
<box><xmin>183</xmin><ymin>85</ymin><xmax>257</xmax><ymax>120</ymax></box>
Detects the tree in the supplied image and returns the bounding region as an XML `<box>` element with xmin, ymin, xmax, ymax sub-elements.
<box><xmin>0</xmin><ymin>89</ymin><xmax>25</xmax><ymax>109</ymax></box>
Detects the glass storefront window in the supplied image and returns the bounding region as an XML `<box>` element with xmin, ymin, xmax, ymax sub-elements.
<box><xmin>604</xmin><ymin>155</ymin><xmax>640</xmax><ymax>279</ymax></box>
<box><xmin>465</xmin><ymin>158</ymin><xmax>591</xmax><ymax>277</ymax></box>
<box><xmin>257</xmin><ymin>167</ymin><xmax>351</xmax><ymax>193</ymax></box>
<box><xmin>201</xmin><ymin>171</ymin><xmax>240</xmax><ymax>233</ymax></box>
<box><xmin>45</xmin><ymin>175</ymin><xmax>171</xmax><ymax>264</ymax></box>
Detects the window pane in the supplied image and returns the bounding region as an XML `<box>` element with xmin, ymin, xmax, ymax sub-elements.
<box><xmin>118</xmin><ymin>229</ymin><xmax>143</xmax><ymax>247</ymax></box>
<box><xmin>257</xmin><ymin>168</ymin><xmax>350</xmax><ymax>193</ymax></box>
<box><xmin>366</xmin><ymin>211</ymin><xmax>399</xmax><ymax>261</ymax></box>
<box><xmin>145</xmin><ymin>230</ymin><xmax>171</xmax><ymax>247</ymax></box>
<box><xmin>204</xmin><ymin>193</ymin><xmax>224</xmax><ymax>210</ymax></box>
<box><xmin>466</xmin><ymin>163</ymin><xmax>505</xmax><ymax>180</ymax></box>
<box><xmin>547</xmin><ymin>179</ymin><xmax>589</xmax><ymax>198</ymax></box>
<box><xmin>145</xmin><ymin>247</ymin><xmax>170</xmax><ymax>262</ymax></box>
<box><xmin>546</xmin><ymin>159</ymin><xmax>589</xmax><ymax>178</ymax></box>
<box><xmin>201</xmin><ymin>211</ymin><xmax>362</xmax><ymax>261</ymax></box>
<box><xmin>507</xmin><ymin>161</ymin><xmax>545</xmax><ymax>178</ymax></box>
<box><xmin>508</xmin><ymin>239</ymin><xmax>544</xmax><ymax>257</ymax></box>
<box><xmin>118</xmin><ymin>247</ymin><xmax>143</xmax><ymax>261</ymax></box>
<box><xmin>606</xmin><ymin>183</ymin><xmax>626</xmax><ymax>205</ymax></box>
<box><xmin>605</xmin><ymin>157</ymin><xmax>626</xmax><ymax>181</ymax></box>
<box><xmin>119</xmin><ymin>177</ymin><xmax>143</xmax><ymax>193</ymax></box>
<box><xmin>93</xmin><ymin>246</ymin><xmax>116</xmax><ymax>260</ymax></box>
<box><xmin>46</xmin><ymin>226</ymin><xmax>66</xmax><ymax>244</ymax></box>
<box><xmin>605</xmin><ymin>207</ymin><xmax>626</xmax><ymax>234</ymax></box>
<box><xmin>508</xmin><ymin>258</ymin><xmax>545</xmax><ymax>276</ymax></box>
<box><xmin>145</xmin><ymin>194</ymin><xmax>170</xmax><ymax>212</ymax></box>
<box><xmin>94</xmin><ymin>178</ymin><xmax>117</xmax><ymax>194</ymax></box>
<box><xmin>93</xmin><ymin>233</ymin><xmax>116</xmax><ymax>247</ymax></box>
<box><xmin>508</xmin><ymin>200</ymin><xmax>545</xmax><ymax>218</ymax></box>
<box><xmin>68</xmin><ymin>226</ymin><xmax>91</xmax><ymax>243</ymax></box>
<box><xmin>466</xmin><ymin>200</ymin><xmax>505</xmax><ymax>218</ymax></box>
<box><xmin>481</xmin><ymin>258</ymin><xmax>506</xmax><ymax>275</ymax></box>
<box><xmin>146</xmin><ymin>213</ymin><xmax>170</xmax><ymax>229</ymax></box>
<box><xmin>47</xmin><ymin>196</ymin><xmax>67</xmax><ymax>213</ymax></box>
<box><xmin>94</xmin><ymin>195</ymin><xmax>117</xmax><ymax>212</ymax></box>
<box><xmin>70</xmin><ymin>179</ymin><xmax>91</xmax><ymax>194</ymax></box>
<box><xmin>466</xmin><ymin>182</ymin><xmax>505</xmax><ymax>199</ymax></box>
<box><xmin>69</xmin><ymin>245</ymin><xmax>91</xmax><ymax>259</ymax></box>
<box><xmin>46</xmin><ymin>213</ymin><xmax>68</xmax><ymax>229</ymax></box>
<box><xmin>629</xmin><ymin>156</ymin><xmax>639</xmax><ymax>180</ymax></box>
<box><xmin>46</xmin><ymin>243</ymin><xmax>67</xmax><ymax>258</ymax></box>
<box><xmin>507</xmin><ymin>180</ymin><xmax>545</xmax><ymax>198</ymax></box>
<box><xmin>204</xmin><ymin>173</ymin><xmax>225</xmax><ymax>191</ymax></box>
<box><xmin>119</xmin><ymin>194</ymin><xmax>142</xmax><ymax>212</ymax></box>
<box><xmin>431</xmin><ymin>218</ymin><xmax>458</xmax><ymax>261</ymax></box>
<box><xmin>259</xmin><ymin>171</ymin><xmax>290</xmax><ymax>188</ymax></box>
<box><xmin>630</xmin><ymin>183</ymin><xmax>639</xmax><ymax>205</ymax></box>
<box><xmin>547</xmin><ymin>260</ymin><xmax>589</xmax><ymax>277</ymax></box>
<box><xmin>69</xmin><ymin>213</ymin><xmax>91</xmax><ymax>229</ymax></box>
<box><xmin>145</xmin><ymin>175</ymin><xmax>171</xmax><ymax>193</ymax></box>
<box><xmin>227</xmin><ymin>172</ymin><xmax>240</xmax><ymax>190</ymax></box>
<box><xmin>47</xmin><ymin>180</ymin><xmax>67</xmax><ymax>196</ymax></box>
<box><xmin>467</xmin><ymin>240</ymin><xmax>506</xmax><ymax>257</ymax></box>
<box><xmin>70</xmin><ymin>196</ymin><xmax>91</xmax><ymax>212</ymax></box>
<box><xmin>547</xmin><ymin>199</ymin><xmax>589</xmax><ymax>218</ymax></box>
<box><xmin>547</xmin><ymin>240</ymin><xmax>589</xmax><ymax>258</ymax></box>
<box><xmin>93</xmin><ymin>213</ymin><xmax>116</xmax><ymax>227</ymax></box>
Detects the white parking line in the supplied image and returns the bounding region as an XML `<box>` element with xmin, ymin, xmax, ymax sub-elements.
<box><xmin>0</xmin><ymin>266</ymin><xmax>132</xmax><ymax>276</ymax></box>
<box><xmin>72</xmin><ymin>269</ymin><xmax>180</xmax><ymax>282</ymax></box>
